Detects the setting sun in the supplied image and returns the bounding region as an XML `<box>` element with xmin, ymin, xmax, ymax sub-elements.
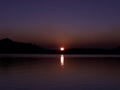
<box><xmin>60</xmin><ymin>47</ymin><xmax>64</xmax><ymax>51</ymax></box>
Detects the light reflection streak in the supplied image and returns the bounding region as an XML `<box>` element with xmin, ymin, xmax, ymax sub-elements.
<box><xmin>60</xmin><ymin>55</ymin><xmax>64</xmax><ymax>68</ymax></box>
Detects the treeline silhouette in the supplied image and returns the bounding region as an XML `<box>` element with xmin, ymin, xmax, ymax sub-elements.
<box><xmin>0</xmin><ymin>38</ymin><xmax>120</xmax><ymax>54</ymax></box>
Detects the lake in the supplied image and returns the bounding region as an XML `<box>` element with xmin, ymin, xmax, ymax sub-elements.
<box><xmin>0</xmin><ymin>54</ymin><xmax>120</xmax><ymax>90</ymax></box>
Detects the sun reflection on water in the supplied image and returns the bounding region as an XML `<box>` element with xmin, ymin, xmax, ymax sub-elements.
<box><xmin>60</xmin><ymin>55</ymin><xmax>64</xmax><ymax>68</ymax></box>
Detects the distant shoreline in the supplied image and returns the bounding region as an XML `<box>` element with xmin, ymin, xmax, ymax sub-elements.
<box><xmin>0</xmin><ymin>53</ymin><xmax>120</xmax><ymax>56</ymax></box>
<box><xmin>0</xmin><ymin>38</ymin><xmax>120</xmax><ymax>55</ymax></box>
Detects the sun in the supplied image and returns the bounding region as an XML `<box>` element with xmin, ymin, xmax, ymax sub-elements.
<box><xmin>60</xmin><ymin>47</ymin><xmax>64</xmax><ymax>51</ymax></box>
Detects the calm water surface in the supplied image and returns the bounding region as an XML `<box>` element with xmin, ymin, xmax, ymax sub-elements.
<box><xmin>0</xmin><ymin>54</ymin><xmax>120</xmax><ymax>90</ymax></box>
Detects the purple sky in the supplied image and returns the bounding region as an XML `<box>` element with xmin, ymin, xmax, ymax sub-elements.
<box><xmin>0</xmin><ymin>0</ymin><xmax>120</xmax><ymax>48</ymax></box>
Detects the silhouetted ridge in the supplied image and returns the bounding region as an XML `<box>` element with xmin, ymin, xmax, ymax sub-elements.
<box><xmin>0</xmin><ymin>38</ymin><xmax>14</xmax><ymax>43</ymax></box>
<box><xmin>0</xmin><ymin>38</ymin><xmax>47</xmax><ymax>54</ymax></box>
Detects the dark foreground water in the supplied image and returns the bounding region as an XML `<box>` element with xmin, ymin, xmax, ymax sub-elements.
<box><xmin>0</xmin><ymin>54</ymin><xmax>120</xmax><ymax>90</ymax></box>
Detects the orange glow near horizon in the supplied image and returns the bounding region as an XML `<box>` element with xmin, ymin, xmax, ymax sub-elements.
<box><xmin>60</xmin><ymin>47</ymin><xmax>64</xmax><ymax>51</ymax></box>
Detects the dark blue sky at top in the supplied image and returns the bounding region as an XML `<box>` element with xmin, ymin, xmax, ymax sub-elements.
<box><xmin>0</xmin><ymin>0</ymin><xmax>120</xmax><ymax>48</ymax></box>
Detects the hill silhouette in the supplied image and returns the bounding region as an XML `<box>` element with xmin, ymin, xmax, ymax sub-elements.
<box><xmin>0</xmin><ymin>38</ymin><xmax>49</xmax><ymax>54</ymax></box>
<box><xmin>0</xmin><ymin>38</ymin><xmax>120</xmax><ymax>54</ymax></box>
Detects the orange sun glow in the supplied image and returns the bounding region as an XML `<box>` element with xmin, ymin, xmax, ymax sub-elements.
<box><xmin>60</xmin><ymin>47</ymin><xmax>64</xmax><ymax>51</ymax></box>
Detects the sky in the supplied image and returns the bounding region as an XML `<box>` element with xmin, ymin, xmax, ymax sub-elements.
<box><xmin>0</xmin><ymin>0</ymin><xmax>120</xmax><ymax>48</ymax></box>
